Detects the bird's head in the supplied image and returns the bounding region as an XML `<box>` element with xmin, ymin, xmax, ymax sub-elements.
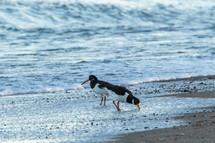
<box><xmin>127</xmin><ymin>95</ymin><xmax>140</xmax><ymax>110</ymax></box>
<box><xmin>132</xmin><ymin>96</ymin><xmax>140</xmax><ymax>110</ymax></box>
<box><xmin>81</xmin><ymin>75</ymin><xmax>98</xmax><ymax>85</ymax></box>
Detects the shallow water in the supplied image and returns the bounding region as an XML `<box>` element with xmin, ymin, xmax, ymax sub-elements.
<box><xmin>1</xmin><ymin>0</ymin><xmax>215</xmax><ymax>95</ymax></box>
<box><xmin>0</xmin><ymin>79</ymin><xmax>215</xmax><ymax>142</ymax></box>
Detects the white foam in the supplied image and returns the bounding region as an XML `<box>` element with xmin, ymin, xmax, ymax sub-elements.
<box><xmin>71</xmin><ymin>83</ymin><xmax>85</xmax><ymax>90</ymax></box>
<box><xmin>0</xmin><ymin>89</ymin><xmax>14</xmax><ymax>96</ymax></box>
<box><xmin>128</xmin><ymin>81</ymin><xmax>140</xmax><ymax>86</ymax></box>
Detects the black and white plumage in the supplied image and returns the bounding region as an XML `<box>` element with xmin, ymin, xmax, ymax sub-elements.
<box><xmin>81</xmin><ymin>75</ymin><xmax>109</xmax><ymax>106</ymax></box>
<box><xmin>81</xmin><ymin>75</ymin><xmax>140</xmax><ymax>110</ymax></box>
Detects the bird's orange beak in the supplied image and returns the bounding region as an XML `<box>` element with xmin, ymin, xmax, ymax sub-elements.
<box><xmin>81</xmin><ymin>79</ymin><xmax>90</xmax><ymax>85</ymax></box>
<box><xmin>137</xmin><ymin>104</ymin><xmax>140</xmax><ymax>110</ymax></box>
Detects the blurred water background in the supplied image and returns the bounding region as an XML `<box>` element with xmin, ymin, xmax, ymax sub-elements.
<box><xmin>1</xmin><ymin>0</ymin><xmax>215</xmax><ymax>95</ymax></box>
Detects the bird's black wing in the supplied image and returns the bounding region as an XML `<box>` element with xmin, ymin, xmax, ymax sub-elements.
<box><xmin>98</xmin><ymin>80</ymin><xmax>111</xmax><ymax>89</ymax></box>
<box><xmin>99</xmin><ymin>80</ymin><xmax>133</xmax><ymax>96</ymax></box>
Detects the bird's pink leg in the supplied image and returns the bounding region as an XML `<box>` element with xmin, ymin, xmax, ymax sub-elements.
<box><xmin>100</xmin><ymin>96</ymin><xmax>103</xmax><ymax>106</ymax></box>
<box><xmin>104</xmin><ymin>96</ymin><xmax>106</xmax><ymax>106</ymax></box>
<box><xmin>117</xmin><ymin>101</ymin><xmax>120</xmax><ymax>109</ymax></box>
<box><xmin>113</xmin><ymin>101</ymin><xmax>118</xmax><ymax>109</ymax></box>
<box><xmin>113</xmin><ymin>101</ymin><xmax>120</xmax><ymax>111</ymax></box>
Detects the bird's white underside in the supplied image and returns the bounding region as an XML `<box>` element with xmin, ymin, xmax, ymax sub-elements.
<box><xmin>92</xmin><ymin>84</ymin><xmax>108</xmax><ymax>96</ymax></box>
<box><xmin>92</xmin><ymin>84</ymin><xmax>128</xmax><ymax>102</ymax></box>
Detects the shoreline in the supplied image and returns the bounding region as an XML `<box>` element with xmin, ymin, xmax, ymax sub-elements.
<box><xmin>150</xmin><ymin>75</ymin><xmax>215</xmax><ymax>83</ymax></box>
<box><xmin>110</xmin><ymin>91</ymin><xmax>215</xmax><ymax>143</ymax></box>
<box><xmin>1</xmin><ymin>74</ymin><xmax>215</xmax><ymax>97</ymax></box>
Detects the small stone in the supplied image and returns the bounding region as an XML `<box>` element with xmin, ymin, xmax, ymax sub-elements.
<box><xmin>159</xmin><ymin>138</ymin><xmax>165</xmax><ymax>141</ymax></box>
<box><xmin>180</xmin><ymin>133</ymin><xmax>185</xmax><ymax>136</ymax></box>
<box><xmin>66</xmin><ymin>90</ymin><xmax>71</xmax><ymax>93</ymax></box>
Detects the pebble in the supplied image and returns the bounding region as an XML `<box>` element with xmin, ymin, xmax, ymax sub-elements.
<box><xmin>159</xmin><ymin>138</ymin><xmax>165</xmax><ymax>141</ymax></box>
<box><xmin>180</xmin><ymin>133</ymin><xmax>185</xmax><ymax>136</ymax></box>
<box><xmin>66</xmin><ymin>90</ymin><xmax>71</xmax><ymax>93</ymax></box>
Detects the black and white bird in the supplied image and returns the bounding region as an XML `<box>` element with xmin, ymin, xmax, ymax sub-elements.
<box><xmin>81</xmin><ymin>75</ymin><xmax>108</xmax><ymax>106</ymax></box>
<box><xmin>81</xmin><ymin>75</ymin><xmax>140</xmax><ymax>111</ymax></box>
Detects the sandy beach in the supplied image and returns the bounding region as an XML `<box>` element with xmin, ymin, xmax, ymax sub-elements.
<box><xmin>111</xmin><ymin>91</ymin><xmax>215</xmax><ymax>143</ymax></box>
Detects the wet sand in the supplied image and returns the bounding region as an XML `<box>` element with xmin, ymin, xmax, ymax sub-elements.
<box><xmin>111</xmin><ymin>91</ymin><xmax>215</xmax><ymax>143</ymax></box>
<box><xmin>1</xmin><ymin>75</ymin><xmax>215</xmax><ymax>142</ymax></box>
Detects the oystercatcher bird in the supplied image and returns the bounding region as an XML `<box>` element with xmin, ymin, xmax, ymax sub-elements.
<box><xmin>81</xmin><ymin>75</ymin><xmax>140</xmax><ymax>111</ymax></box>
<box><xmin>81</xmin><ymin>75</ymin><xmax>108</xmax><ymax>106</ymax></box>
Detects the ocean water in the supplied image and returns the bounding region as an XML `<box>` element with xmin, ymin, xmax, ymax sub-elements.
<box><xmin>1</xmin><ymin>0</ymin><xmax>215</xmax><ymax>96</ymax></box>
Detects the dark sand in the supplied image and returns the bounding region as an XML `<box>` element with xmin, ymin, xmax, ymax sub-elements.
<box><xmin>110</xmin><ymin>91</ymin><xmax>215</xmax><ymax>143</ymax></box>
